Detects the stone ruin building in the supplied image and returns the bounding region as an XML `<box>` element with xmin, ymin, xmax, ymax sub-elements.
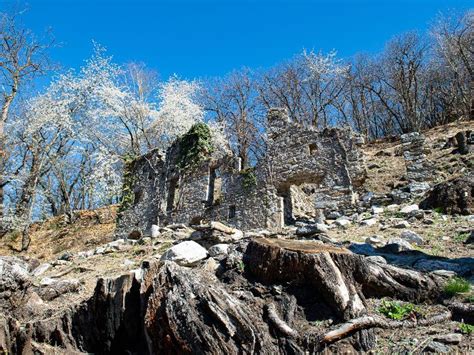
<box><xmin>116</xmin><ymin>108</ymin><xmax>367</xmax><ymax>238</ymax></box>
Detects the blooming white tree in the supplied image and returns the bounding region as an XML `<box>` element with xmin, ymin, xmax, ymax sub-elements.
<box><xmin>150</xmin><ymin>75</ymin><xmax>204</xmax><ymax>149</ymax></box>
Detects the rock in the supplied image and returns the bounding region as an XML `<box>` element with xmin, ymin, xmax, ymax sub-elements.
<box><xmin>32</xmin><ymin>263</ymin><xmax>51</xmax><ymax>277</ymax></box>
<box><xmin>295</xmin><ymin>223</ymin><xmax>329</xmax><ymax>235</ymax></box>
<box><xmin>386</xmin><ymin>204</ymin><xmax>400</xmax><ymax>212</ymax></box>
<box><xmin>433</xmin><ymin>333</ymin><xmax>462</xmax><ymax>345</ymax></box>
<box><xmin>208</xmin><ymin>244</ymin><xmax>230</xmax><ymax>257</ymax></box>
<box><xmin>360</xmin><ymin>218</ymin><xmax>377</xmax><ymax>227</ymax></box>
<box><xmin>200</xmin><ymin>258</ymin><xmax>219</xmax><ymax>273</ymax></box>
<box><xmin>465</xmin><ymin>231</ymin><xmax>474</xmax><ymax>244</ymax></box>
<box><xmin>408</xmin><ymin>209</ymin><xmax>424</xmax><ymax>219</ymax></box>
<box><xmin>326</xmin><ymin>211</ymin><xmax>341</xmax><ymax>219</ymax></box>
<box><xmin>400</xmin><ymin>230</ymin><xmax>424</xmax><ymax>245</ymax></box>
<box><xmin>423</xmin><ymin>218</ymin><xmax>435</xmax><ymax>225</ymax></box>
<box><xmin>365</xmin><ymin>235</ymin><xmax>385</xmax><ymax>247</ymax></box>
<box><xmin>420</xmin><ymin>176</ymin><xmax>474</xmax><ymax>215</ymax></box>
<box><xmin>59</xmin><ymin>252</ymin><xmax>73</xmax><ymax>261</ymax></box>
<box><xmin>37</xmin><ymin>278</ymin><xmax>81</xmax><ymax>301</ymax></box>
<box><xmin>77</xmin><ymin>250</ymin><xmax>95</xmax><ymax>258</ymax></box>
<box><xmin>122</xmin><ymin>259</ymin><xmax>135</xmax><ymax>267</ymax></box>
<box><xmin>424</xmin><ymin>341</ymin><xmax>450</xmax><ymax>353</ymax></box>
<box><xmin>128</xmin><ymin>230</ymin><xmax>142</xmax><ymax>240</ymax></box>
<box><xmin>393</xmin><ymin>220</ymin><xmax>410</xmax><ymax>229</ymax></box>
<box><xmin>382</xmin><ymin>238</ymin><xmax>414</xmax><ymax>252</ymax></box>
<box><xmin>400</xmin><ymin>204</ymin><xmax>419</xmax><ymax>214</ymax></box>
<box><xmin>371</xmin><ymin>206</ymin><xmax>384</xmax><ymax>214</ymax></box>
<box><xmin>151</xmin><ymin>224</ymin><xmax>160</xmax><ymax>238</ymax></box>
<box><xmin>160</xmin><ymin>241</ymin><xmax>208</xmax><ymax>266</ymax></box>
<box><xmin>95</xmin><ymin>246</ymin><xmax>106</xmax><ymax>255</ymax></box>
<box><xmin>408</xmin><ymin>182</ymin><xmax>430</xmax><ymax>194</ymax></box>
<box><xmin>0</xmin><ymin>257</ymin><xmax>31</xmax><ymax>311</ymax></box>
<box><xmin>335</xmin><ymin>218</ymin><xmax>351</xmax><ymax>228</ymax></box>
<box><xmin>193</xmin><ymin>222</ymin><xmax>244</xmax><ymax>245</ymax></box>
<box><xmin>366</xmin><ymin>255</ymin><xmax>387</xmax><ymax>264</ymax></box>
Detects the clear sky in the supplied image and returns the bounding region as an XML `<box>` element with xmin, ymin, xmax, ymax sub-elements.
<box><xmin>4</xmin><ymin>0</ymin><xmax>473</xmax><ymax>81</ymax></box>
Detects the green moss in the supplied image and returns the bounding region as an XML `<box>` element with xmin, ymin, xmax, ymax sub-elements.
<box><xmin>240</xmin><ymin>167</ymin><xmax>257</xmax><ymax>190</ymax></box>
<box><xmin>176</xmin><ymin>123</ymin><xmax>214</xmax><ymax>172</ymax></box>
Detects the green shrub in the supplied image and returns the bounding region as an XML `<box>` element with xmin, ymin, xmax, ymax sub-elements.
<box><xmin>240</xmin><ymin>167</ymin><xmax>257</xmax><ymax>190</ymax></box>
<box><xmin>378</xmin><ymin>300</ymin><xmax>417</xmax><ymax>320</ymax></box>
<box><xmin>444</xmin><ymin>277</ymin><xmax>471</xmax><ymax>296</ymax></box>
<box><xmin>459</xmin><ymin>322</ymin><xmax>474</xmax><ymax>335</ymax></box>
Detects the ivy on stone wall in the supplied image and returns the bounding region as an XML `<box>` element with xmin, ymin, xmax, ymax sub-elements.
<box><xmin>240</xmin><ymin>167</ymin><xmax>257</xmax><ymax>190</ymax></box>
<box><xmin>118</xmin><ymin>153</ymin><xmax>138</xmax><ymax>214</ymax></box>
<box><xmin>176</xmin><ymin>123</ymin><xmax>214</xmax><ymax>172</ymax></box>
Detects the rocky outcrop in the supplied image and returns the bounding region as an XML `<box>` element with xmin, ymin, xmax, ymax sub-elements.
<box><xmin>420</xmin><ymin>176</ymin><xmax>474</xmax><ymax>215</ymax></box>
<box><xmin>0</xmin><ymin>238</ymin><xmax>462</xmax><ymax>354</ymax></box>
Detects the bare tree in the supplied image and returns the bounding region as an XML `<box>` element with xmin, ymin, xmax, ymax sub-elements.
<box><xmin>202</xmin><ymin>69</ymin><xmax>264</xmax><ymax>167</ymax></box>
<box><xmin>432</xmin><ymin>10</ymin><xmax>474</xmax><ymax>121</ymax></box>
<box><xmin>0</xmin><ymin>11</ymin><xmax>51</xmax><ymax>230</ymax></box>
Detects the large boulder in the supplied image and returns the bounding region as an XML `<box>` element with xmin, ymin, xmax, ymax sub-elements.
<box><xmin>160</xmin><ymin>241</ymin><xmax>208</xmax><ymax>266</ymax></box>
<box><xmin>420</xmin><ymin>176</ymin><xmax>473</xmax><ymax>215</ymax></box>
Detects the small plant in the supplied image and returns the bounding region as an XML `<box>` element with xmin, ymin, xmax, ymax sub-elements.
<box><xmin>433</xmin><ymin>207</ymin><xmax>445</xmax><ymax>214</ymax></box>
<box><xmin>466</xmin><ymin>294</ymin><xmax>474</xmax><ymax>303</ymax></box>
<box><xmin>236</xmin><ymin>260</ymin><xmax>245</xmax><ymax>272</ymax></box>
<box><xmin>240</xmin><ymin>168</ymin><xmax>257</xmax><ymax>190</ymax></box>
<box><xmin>459</xmin><ymin>322</ymin><xmax>474</xmax><ymax>335</ymax></box>
<box><xmin>378</xmin><ymin>300</ymin><xmax>417</xmax><ymax>320</ymax></box>
<box><xmin>444</xmin><ymin>277</ymin><xmax>471</xmax><ymax>296</ymax></box>
<box><xmin>454</xmin><ymin>232</ymin><xmax>470</xmax><ymax>243</ymax></box>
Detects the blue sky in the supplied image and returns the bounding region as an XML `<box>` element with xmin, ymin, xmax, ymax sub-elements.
<box><xmin>5</xmin><ymin>0</ymin><xmax>473</xmax><ymax>81</ymax></box>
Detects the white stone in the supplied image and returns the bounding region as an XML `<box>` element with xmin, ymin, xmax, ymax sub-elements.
<box><xmin>160</xmin><ymin>241</ymin><xmax>208</xmax><ymax>266</ymax></box>
<box><xmin>360</xmin><ymin>218</ymin><xmax>378</xmax><ymax>227</ymax></box>
<box><xmin>400</xmin><ymin>230</ymin><xmax>424</xmax><ymax>245</ymax></box>
<box><xmin>400</xmin><ymin>204</ymin><xmax>419</xmax><ymax>214</ymax></box>
<box><xmin>386</xmin><ymin>204</ymin><xmax>400</xmax><ymax>211</ymax></box>
<box><xmin>335</xmin><ymin>218</ymin><xmax>351</xmax><ymax>228</ymax></box>
<box><xmin>32</xmin><ymin>263</ymin><xmax>51</xmax><ymax>277</ymax></box>
<box><xmin>151</xmin><ymin>224</ymin><xmax>160</xmax><ymax>238</ymax></box>
<box><xmin>40</xmin><ymin>277</ymin><xmax>55</xmax><ymax>286</ymax></box>
<box><xmin>95</xmin><ymin>247</ymin><xmax>106</xmax><ymax>255</ymax></box>
<box><xmin>208</xmin><ymin>244</ymin><xmax>230</xmax><ymax>257</ymax></box>
<box><xmin>122</xmin><ymin>259</ymin><xmax>135</xmax><ymax>267</ymax></box>
<box><xmin>371</xmin><ymin>206</ymin><xmax>384</xmax><ymax>214</ymax></box>
<box><xmin>77</xmin><ymin>250</ymin><xmax>94</xmax><ymax>258</ymax></box>
<box><xmin>365</xmin><ymin>235</ymin><xmax>385</xmax><ymax>247</ymax></box>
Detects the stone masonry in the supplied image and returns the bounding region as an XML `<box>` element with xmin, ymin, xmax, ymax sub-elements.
<box><xmin>116</xmin><ymin>108</ymin><xmax>366</xmax><ymax>238</ymax></box>
<box><xmin>401</xmin><ymin>132</ymin><xmax>431</xmax><ymax>194</ymax></box>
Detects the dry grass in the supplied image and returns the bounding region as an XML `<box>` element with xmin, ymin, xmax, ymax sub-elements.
<box><xmin>0</xmin><ymin>205</ymin><xmax>118</xmax><ymax>261</ymax></box>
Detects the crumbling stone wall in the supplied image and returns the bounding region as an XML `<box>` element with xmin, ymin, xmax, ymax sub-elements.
<box><xmin>115</xmin><ymin>149</ymin><xmax>165</xmax><ymax>239</ymax></box>
<box><xmin>116</xmin><ymin>109</ymin><xmax>366</xmax><ymax>238</ymax></box>
<box><xmin>401</xmin><ymin>132</ymin><xmax>431</xmax><ymax>193</ymax></box>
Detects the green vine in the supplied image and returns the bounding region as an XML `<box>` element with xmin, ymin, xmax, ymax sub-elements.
<box><xmin>176</xmin><ymin>123</ymin><xmax>214</xmax><ymax>172</ymax></box>
<box><xmin>118</xmin><ymin>153</ymin><xmax>138</xmax><ymax>213</ymax></box>
<box><xmin>240</xmin><ymin>167</ymin><xmax>257</xmax><ymax>190</ymax></box>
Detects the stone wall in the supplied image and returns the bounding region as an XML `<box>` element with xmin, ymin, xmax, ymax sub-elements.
<box><xmin>116</xmin><ymin>109</ymin><xmax>366</xmax><ymax>238</ymax></box>
<box><xmin>401</xmin><ymin>132</ymin><xmax>431</xmax><ymax>194</ymax></box>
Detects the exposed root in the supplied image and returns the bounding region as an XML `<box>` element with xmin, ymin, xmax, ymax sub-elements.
<box><xmin>321</xmin><ymin>311</ymin><xmax>452</xmax><ymax>345</ymax></box>
<box><xmin>265</xmin><ymin>303</ymin><xmax>298</xmax><ymax>338</ymax></box>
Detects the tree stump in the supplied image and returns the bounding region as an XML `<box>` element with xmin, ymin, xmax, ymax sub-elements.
<box><xmin>244</xmin><ymin>238</ymin><xmax>444</xmax><ymax>350</ymax></box>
